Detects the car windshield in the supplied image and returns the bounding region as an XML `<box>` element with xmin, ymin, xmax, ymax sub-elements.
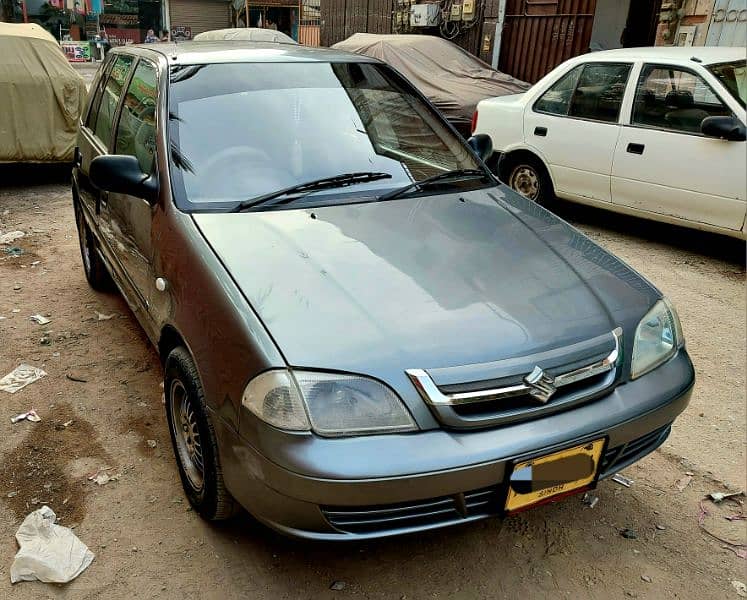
<box><xmin>167</xmin><ymin>61</ymin><xmax>484</xmax><ymax>210</ymax></box>
<box><xmin>708</xmin><ymin>60</ymin><xmax>746</xmax><ymax>108</ymax></box>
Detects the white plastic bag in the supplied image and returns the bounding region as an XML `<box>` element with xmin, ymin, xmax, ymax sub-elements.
<box><xmin>10</xmin><ymin>506</ymin><xmax>94</xmax><ymax>584</ymax></box>
<box><xmin>0</xmin><ymin>364</ymin><xmax>47</xmax><ymax>394</ymax></box>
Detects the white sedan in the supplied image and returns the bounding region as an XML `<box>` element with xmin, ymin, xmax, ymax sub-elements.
<box><xmin>473</xmin><ymin>47</ymin><xmax>746</xmax><ymax>239</ymax></box>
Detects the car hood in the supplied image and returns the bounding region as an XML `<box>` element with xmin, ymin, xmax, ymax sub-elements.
<box><xmin>193</xmin><ymin>187</ymin><xmax>658</xmax><ymax>379</ymax></box>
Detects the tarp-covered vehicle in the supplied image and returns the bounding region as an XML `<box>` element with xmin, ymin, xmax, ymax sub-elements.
<box><xmin>193</xmin><ymin>28</ymin><xmax>297</xmax><ymax>44</ymax></box>
<box><xmin>332</xmin><ymin>33</ymin><xmax>530</xmax><ymax>137</ymax></box>
<box><xmin>0</xmin><ymin>23</ymin><xmax>87</xmax><ymax>163</ymax></box>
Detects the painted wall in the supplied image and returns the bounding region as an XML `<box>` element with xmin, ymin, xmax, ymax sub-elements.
<box><xmin>590</xmin><ymin>0</ymin><xmax>632</xmax><ymax>50</ymax></box>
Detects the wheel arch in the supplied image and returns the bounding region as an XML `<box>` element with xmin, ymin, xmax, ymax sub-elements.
<box><xmin>159</xmin><ymin>324</ymin><xmax>188</xmax><ymax>366</ymax></box>
<box><xmin>498</xmin><ymin>148</ymin><xmax>555</xmax><ymax>190</ymax></box>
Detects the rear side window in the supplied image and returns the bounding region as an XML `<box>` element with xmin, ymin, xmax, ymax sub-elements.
<box><xmin>534</xmin><ymin>62</ymin><xmax>631</xmax><ymax>123</ymax></box>
<box><xmin>534</xmin><ymin>65</ymin><xmax>583</xmax><ymax>116</ymax></box>
<box><xmin>632</xmin><ymin>64</ymin><xmax>733</xmax><ymax>134</ymax></box>
<box><xmin>85</xmin><ymin>57</ymin><xmax>113</xmax><ymax>130</ymax></box>
<box><xmin>569</xmin><ymin>63</ymin><xmax>631</xmax><ymax>122</ymax></box>
<box><xmin>94</xmin><ymin>54</ymin><xmax>134</xmax><ymax>148</ymax></box>
<box><xmin>115</xmin><ymin>60</ymin><xmax>158</xmax><ymax>174</ymax></box>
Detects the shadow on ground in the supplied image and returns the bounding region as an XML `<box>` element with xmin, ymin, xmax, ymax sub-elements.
<box><xmin>551</xmin><ymin>198</ymin><xmax>746</xmax><ymax>267</ymax></box>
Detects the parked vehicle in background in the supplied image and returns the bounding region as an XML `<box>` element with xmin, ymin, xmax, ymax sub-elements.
<box><xmin>193</xmin><ymin>28</ymin><xmax>297</xmax><ymax>44</ymax></box>
<box><xmin>0</xmin><ymin>23</ymin><xmax>87</xmax><ymax>163</ymax></box>
<box><xmin>73</xmin><ymin>41</ymin><xmax>694</xmax><ymax>540</ymax></box>
<box><xmin>474</xmin><ymin>47</ymin><xmax>747</xmax><ymax>239</ymax></box>
<box><xmin>333</xmin><ymin>33</ymin><xmax>529</xmax><ymax>137</ymax></box>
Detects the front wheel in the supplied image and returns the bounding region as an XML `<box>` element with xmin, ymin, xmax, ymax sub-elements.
<box><xmin>164</xmin><ymin>347</ymin><xmax>238</xmax><ymax>520</ymax></box>
<box><xmin>504</xmin><ymin>157</ymin><xmax>554</xmax><ymax>205</ymax></box>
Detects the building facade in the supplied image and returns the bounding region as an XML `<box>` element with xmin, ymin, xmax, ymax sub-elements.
<box><xmin>320</xmin><ymin>0</ymin><xmax>745</xmax><ymax>83</ymax></box>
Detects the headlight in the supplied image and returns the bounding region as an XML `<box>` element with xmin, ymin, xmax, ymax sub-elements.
<box><xmin>242</xmin><ymin>370</ymin><xmax>417</xmax><ymax>437</ymax></box>
<box><xmin>631</xmin><ymin>298</ymin><xmax>684</xmax><ymax>379</ymax></box>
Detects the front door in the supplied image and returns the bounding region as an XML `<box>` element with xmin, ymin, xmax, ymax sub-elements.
<box><xmin>78</xmin><ymin>54</ymin><xmax>133</xmax><ymax>227</ymax></box>
<box><xmin>612</xmin><ymin>63</ymin><xmax>747</xmax><ymax>231</ymax></box>
<box><xmin>524</xmin><ymin>62</ymin><xmax>632</xmax><ymax>204</ymax></box>
<box><xmin>103</xmin><ymin>58</ymin><xmax>160</xmax><ymax>315</ymax></box>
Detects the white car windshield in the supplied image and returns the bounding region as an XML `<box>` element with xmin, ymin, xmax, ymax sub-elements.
<box><xmin>167</xmin><ymin>61</ymin><xmax>482</xmax><ymax>210</ymax></box>
<box><xmin>708</xmin><ymin>60</ymin><xmax>746</xmax><ymax>108</ymax></box>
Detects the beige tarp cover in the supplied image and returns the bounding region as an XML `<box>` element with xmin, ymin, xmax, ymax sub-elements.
<box><xmin>193</xmin><ymin>28</ymin><xmax>297</xmax><ymax>44</ymax></box>
<box><xmin>333</xmin><ymin>33</ymin><xmax>529</xmax><ymax>131</ymax></box>
<box><xmin>0</xmin><ymin>23</ymin><xmax>87</xmax><ymax>162</ymax></box>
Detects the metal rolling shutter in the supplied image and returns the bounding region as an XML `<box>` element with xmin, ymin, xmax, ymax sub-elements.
<box><xmin>170</xmin><ymin>0</ymin><xmax>232</xmax><ymax>36</ymax></box>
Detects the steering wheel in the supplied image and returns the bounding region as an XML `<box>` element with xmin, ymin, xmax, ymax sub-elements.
<box><xmin>196</xmin><ymin>146</ymin><xmax>288</xmax><ymax>198</ymax></box>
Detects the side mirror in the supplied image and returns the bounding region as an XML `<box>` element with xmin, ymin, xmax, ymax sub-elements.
<box><xmin>467</xmin><ymin>133</ymin><xmax>493</xmax><ymax>162</ymax></box>
<box><xmin>700</xmin><ymin>116</ymin><xmax>746</xmax><ymax>142</ymax></box>
<box><xmin>90</xmin><ymin>155</ymin><xmax>158</xmax><ymax>203</ymax></box>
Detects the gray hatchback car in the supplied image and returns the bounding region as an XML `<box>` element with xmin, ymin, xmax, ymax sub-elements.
<box><xmin>72</xmin><ymin>41</ymin><xmax>694</xmax><ymax>540</ymax></box>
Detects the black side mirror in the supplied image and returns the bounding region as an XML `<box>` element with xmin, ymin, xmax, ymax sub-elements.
<box><xmin>90</xmin><ymin>155</ymin><xmax>158</xmax><ymax>203</ymax></box>
<box><xmin>467</xmin><ymin>133</ymin><xmax>493</xmax><ymax>162</ymax></box>
<box><xmin>701</xmin><ymin>116</ymin><xmax>746</xmax><ymax>141</ymax></box>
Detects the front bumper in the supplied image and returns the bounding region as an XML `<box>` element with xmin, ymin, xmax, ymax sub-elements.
<box><xmin>215</xmin><ymin>351</ymin><xmax>694</xmax><ymax>540</ymax></box>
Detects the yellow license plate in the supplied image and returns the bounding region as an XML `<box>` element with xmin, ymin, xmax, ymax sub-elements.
<box><xmin>504</xmin><ymin>439</ymin><xmax>605</xmax><ymax>513</ymax></box>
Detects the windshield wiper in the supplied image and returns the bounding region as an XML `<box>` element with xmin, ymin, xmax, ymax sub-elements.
<box><xmin>377</xmin><ymin>169</ymin><xmax>490</xmax><ymax>202</ymax></box>
<box><xmin>232</xmin><ymin>172</ymin><xmax>392</xmax><ymax>212</ymax></box>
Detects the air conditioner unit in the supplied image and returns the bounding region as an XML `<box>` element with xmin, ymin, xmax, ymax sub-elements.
<box><xmin>410</xmin><ymin>4</ymin><xmax>441</xmax><ymax>27</ymax></box>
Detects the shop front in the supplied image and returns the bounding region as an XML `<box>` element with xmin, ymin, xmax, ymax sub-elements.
<box><xmin>245</xmin><ymin>0</ymin><xmax>299</xmax><ymax>40</ymax></box>
<box><xmin>99</xmin><ymin>0</ymin><xmax>164</xmax><ymax>45</ymax></box>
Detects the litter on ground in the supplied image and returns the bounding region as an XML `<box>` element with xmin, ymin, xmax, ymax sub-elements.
<box><xmin>708</xmin><ymin>491</ymin><xmax>744</xmax><ymax>504</ymax></box>
<box><xmin>611</xmin><ymin>474</ymin><xmax>633</xmax><ymax>488</ymax></box>
<box><xmin>676</xmin><ymin>474</ymin><xmax>693</xmax><ymax>492</ymax></box>
<box><xmin>0</xmin><ymin>230</ymin><xmax>25</xmax><ymax>245</ymax></box>
<box><xmin>29</xmin><ymin>314</ymin><xmax>51</xmax><ymax>325</ymax></box>
<box><xmin>10</xmin><ymin>505</ymin><xmax>94</xmax><ymax>584</ymax></box>
<box><xmin>0</xmin><ymin>364</ymin><xmax>47</xmax><ymax>394</ymax></box>
<box><xmin>10</xmin><ymin>409</ymin><xmax>41</xmax><ymax>424</ymax></box>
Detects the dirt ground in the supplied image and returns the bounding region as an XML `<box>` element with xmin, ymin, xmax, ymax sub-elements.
<box><xmin>0</xmin><ymin>166</ymin><xmax>744</xmax><ymax>599</ymax></box>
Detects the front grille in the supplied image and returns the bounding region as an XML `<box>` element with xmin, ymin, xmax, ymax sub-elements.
<box><xmin>322</xmin><ymin>487</ymin><xmax>499</xmax><ymax>535</ymax></box>
<box><xmin>452</xmin><ymin>371</ymin><xmax>609</xmax><ymax>418</ymax></box>
<box><xmin>407</xmin><ymin>329</ymin><xmax>622</xmax><ymax>430</ymax></box>
<box><xmin>600</xmin><ymin>424</ymin><xmax>672</xmax><ymax>477</ymax></box>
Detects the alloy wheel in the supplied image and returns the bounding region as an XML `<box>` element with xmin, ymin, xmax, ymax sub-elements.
<box><xmin>170</xmin><ymin>379</ymin><xmax>205</xmax><ymax>492</ymax></box>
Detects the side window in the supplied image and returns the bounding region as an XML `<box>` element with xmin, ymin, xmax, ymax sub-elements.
<box><xmin>85</xmin><ymin>57</ymin><xmax>113</xmax><ymax>130</ymax></box>
<box><xmin>568</xmin><ymin>63</ymin><xmax>631</xmax><ymax>122</ymax></box>
<box><xmin>94</xmin><ymin>54</ymin><xmax>134</xmax><ymax>148</ymax></box>
<box><xmin>632</xmin><ymin>64</ymin><xmax>733</xmax><ymax>134</ymax></box>
<box><xmin>534</xmin><ymin>65</ymin><xmax>584</xmax><ymax>116</ymax></box>
<box><xmin>114</xmin><ymin>60</ymin><xmax>158</xmax><ymax>174</ymax></box>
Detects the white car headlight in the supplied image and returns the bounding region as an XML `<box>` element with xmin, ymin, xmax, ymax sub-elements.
<box><xmin>631</xmin><ymin>298</ymin><xmax>684</xmax><ymax>379</ymax></box>
<box><xmin>242</xmin><ymin>369</ymin><xmax>417</xmax><ymax>437</ymax></box>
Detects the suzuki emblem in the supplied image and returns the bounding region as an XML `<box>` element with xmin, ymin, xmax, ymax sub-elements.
<box><xmin>524</xmin><ymin>366</ymin><xmax>557</xmax><ymax>403</ymax></box>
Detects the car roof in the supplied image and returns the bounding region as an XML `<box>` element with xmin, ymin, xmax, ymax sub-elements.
<box><xmin>572</xmin><ymin>46</ymin><xmax>745</xmax><ymax>66</ymax></box>
<box><xmin>111</xmin><ymin>41</ymin><xmax>378</xmax><ymax>65</ymax></box>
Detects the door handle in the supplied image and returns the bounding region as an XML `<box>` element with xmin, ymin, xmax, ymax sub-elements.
<box><xmin>626</xmin><ymin>143</ymin><xmax>645</xmax><ymax>155</ymax></box>
<box><xmin>534</xmin><ymin>126</ymin><xmax>548</xmax><ymax>137</ymax></box>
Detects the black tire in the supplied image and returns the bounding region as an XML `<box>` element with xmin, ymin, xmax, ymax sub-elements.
<box><xmin>501</xmin><ymin>154</ymin><xmax>554</xmax><ymax>206</ymax></box>
<box><xmin>73</xmin><ymin>198</ymin><xmax>111</xmax><ymax>291</ymax></box>
<box><xmin>164</xmin><ymin>346</ymin><xmax>238</xmax><ymax>521</ymax></box>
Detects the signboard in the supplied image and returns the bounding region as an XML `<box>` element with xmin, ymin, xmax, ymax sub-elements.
<box><xmin>171</xmin><ymin>26</ymin><xmax>192</xmax><ymax>41</ymax></box>
<box><xmin>61</xmin><ymin>40</ymin><xmax>92</xmax><ymax>62</ymax></box>
<box><xmin>108</xmin><ymin>28</ymin><xmax>142</xmax><ymax>45</ymax></box>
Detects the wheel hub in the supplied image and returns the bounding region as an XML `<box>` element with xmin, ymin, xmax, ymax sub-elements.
<box><xmin>170</xmin><ymin>380</ymin><xmax>204</xmax><ymax>491</ymax></box>
<box><xmin>511</xmin><ymin>166</ymin><xmax>540</xmax><ymax>201</ymax></box>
